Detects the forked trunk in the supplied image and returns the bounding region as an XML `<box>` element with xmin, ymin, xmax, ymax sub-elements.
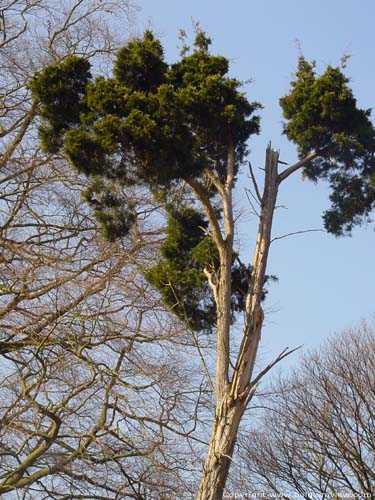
<box><xmin>197</xmin><ymin>146</ymin><xmax>280</xmax><ymax>499</ymax></box>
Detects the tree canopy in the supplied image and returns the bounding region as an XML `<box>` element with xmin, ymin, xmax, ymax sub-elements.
<box><xmin>241</xmin><ymin>322</ymin><xmax>375</xmax><ymax>499</ymax></box>
<box><xmin>31</xmin><ymin>32</ymin><xmax>375</xmax><ymax>237</ymax></box>
<box><xmin>0</xmin><ymin>2</ymin><xmax>197</xmax><ymax>498</ymax></box>
<box><xmin>31</xmin><ymin>30</ymin><xmax>260</xmax><ymax>190</ymax></box>
<box><xmin>30</xmin><ymin>31</ymin><xmax>375</xmax><ymax>336</ymax></box>
<box><xmin>280</xmin><ymin>57</ymin><xmax>375</xmax><ymax>234</ymax></box>
<box><xmin>30</xmin><ymin>30</ymin><xmax>262</xmax><ymax>331</ymax></box>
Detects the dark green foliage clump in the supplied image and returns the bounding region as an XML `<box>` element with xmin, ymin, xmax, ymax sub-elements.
<box><xmin>82</xmin><ymin>179</ymin><xmax>136</xmax><ymax>241</ymax></box>
<box><xmin>30</xmin><ymin>32</ymin><xmax>375</xmax><ymax>331</ymax></box>
<box><xmin>30</xmin><ymin>30</ymin><xmax>263</xmax><ymax>331</ymax></box>
<box><xmin>280</xmin><ymin>57</ymin><xmax>375</xmax><ymax>234</ymax></box>
<box><xmin>323</xmin><ymin>174</ymin><xmax>375</xmax><ymax>235</ymax></box>
<box><xmin>146</xmin><ymin>207</ymin><xmax>217</xmax><ymax>331</ymax></box>
<box><xmin>30</xmin><ymin>56</ymin><xmax>91</xmax><ymax>153</ymax></box>
<box><xmin>30</xmin><ymin>30</ymin><xmax>260</xmax><ymax>206</ymax></box>
<box><xmin>146</xmin><ymin>206</ymin><xmax>271</xmax><ymax>332</ymax></box>
<box><xmin>169</xmin><ymin>36</ymin><xmax>261</xmax><ymax>181</ymax></box>
<box><xmin>114</xmin><ymin>31</ymin><xmax>168</xmax><ymax>92</ymax></box>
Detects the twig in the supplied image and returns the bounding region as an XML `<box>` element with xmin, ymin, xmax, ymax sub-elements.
<box><xmin>245</xmin><ymin>345</ymin><xmax>303</xmax><ymax>407</ymax></box>
<box><xmin>248</xmin><ymin>161</ymin><xmax>262</xmax><ymax>203</ymax></box>
<box><xmin>244</xmin><ymin>188</ymin><xmax>260</xmax><ymax>218</ymax></box>
<box><xmin>271</xmin><ymin>228</ymin><xmax>325</xmax><ymax>244</ymax></box>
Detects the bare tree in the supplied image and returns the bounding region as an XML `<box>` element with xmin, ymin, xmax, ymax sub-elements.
<box><xmin>0</xmin><ymin>3</ymin><xmax>210</xmax><ymax>498</ymax></box>
<box><xmin>239</xmin><ymin>321</ymin><xmax>375</xmax><ymax>500</ymax></box>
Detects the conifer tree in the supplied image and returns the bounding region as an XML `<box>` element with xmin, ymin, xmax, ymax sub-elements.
<box><xmin>30</xmin><ymin>31</ymin><xmax>375</xmax><ymax>499</ymax></box>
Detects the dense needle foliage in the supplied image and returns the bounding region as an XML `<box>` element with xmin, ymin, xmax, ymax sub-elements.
<box><xmin>146</xmin><ymin>206</ymin><xmax>259</xmax><ymax>331</ymax></box>
<box><xmin>30</xmin><ymin>31</ymin><xmax>260</xmax><ymax>190</ymax></box>
<box><xmin>30</xmin><ymin>31</ymin><xmax>261</xmax><ymax>330</ymax></box>
<box><xmin>30</xmin><ymin>32</ymin><xmax>375</xmax><ymax>330</ymax></box>
<box><xmin>280</xmin><ymin>57</ymin><xmax>375</xmax><ymax>235</ymax></box>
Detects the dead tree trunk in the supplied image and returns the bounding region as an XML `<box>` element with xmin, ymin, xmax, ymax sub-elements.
<box><xmin>197</xmin><ymin>145</ymin><xmax>280</xmax><ymax>500</ymax></box>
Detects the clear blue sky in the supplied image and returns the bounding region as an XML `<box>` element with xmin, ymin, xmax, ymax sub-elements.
<box><xmin>135</xmin><ymin>0</ymin><xmax>375</xmax><ymax>368</ymax></box>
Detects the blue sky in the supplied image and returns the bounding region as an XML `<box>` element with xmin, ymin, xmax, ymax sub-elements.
<box><xmin>135</xmin><ymin>1</ymin><xmax>375</xmax><ymax>368</ymax></box>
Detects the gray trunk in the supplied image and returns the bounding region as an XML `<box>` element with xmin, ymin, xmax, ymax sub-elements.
<box><xmin>197</xmin><ymin>146</ymin><xmax>280</xmax><ymax>500</ymax></box>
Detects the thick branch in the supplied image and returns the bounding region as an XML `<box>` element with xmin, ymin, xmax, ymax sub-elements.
<box><xmin>0</xmin><ymin>102</ymin><xmax>38</xmax><ymax>170</ymax></box>
<box><xmin>187</xmin><ymin>178</ymin><xmax>225</xmax><ymax>255</ymax></box>
<box><xmin>1</xmin><ymin>407</ymin><xmax>61</xmax><ymax>490</ymax></box>
<box><xmin>277</xmin><ymin>149</ymin><xmax>319</xmax><ymax>183</ymax></box>
<box><xmin>248</xmin><ymin>161</ymin><xmax>262</xmax><ymax>204</ymax></box>
<box><xmin>205</xmin><ymin>169</ymin><xmax>225</xmax><ymax>197</ymax></box>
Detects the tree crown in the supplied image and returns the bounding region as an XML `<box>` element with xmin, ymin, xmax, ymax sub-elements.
<box><xmin>30</xmin><ymin>33</ymin><xmax>375</xmax><ymax>331</ymax></box>
<box><xmin>280</xmin><ymin>56</ymin><xmax>375</xmax><ymax>234</ymax></box>
<box><xmin>30</xmin><ymin>31</ymin><xmax>263</xmax><ymax>331</ymax></box>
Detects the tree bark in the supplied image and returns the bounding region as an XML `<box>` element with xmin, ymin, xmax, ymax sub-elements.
<box><xmin>197</xmin><ymin>145</ymin><xmax>280</xmax><ymax>499</ymax></box>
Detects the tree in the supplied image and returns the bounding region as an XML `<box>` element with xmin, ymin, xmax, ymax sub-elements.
<box><xmin>240</xmin><ymin>321</ymin><xmax>375</xmax><ymax>499</ymax></box>
<box><xmin>29</xmin><ymin>29</ymin><xmax>375</xmax><ymax>499</ymax></box>
<box><xmin>1</xmin><ymin>3</ymin><xmax>210</xmax><ymax>498</ymax></box>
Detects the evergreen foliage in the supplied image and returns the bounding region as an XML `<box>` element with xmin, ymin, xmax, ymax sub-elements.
<box><xmin>280</xmin><ymin>57</ymin><xmax>375</xmax><ymax>234</ymax></box>
<box><xmin>30</xmin><ymin>56</ymin><xmax>91</xmax><ymax>153</ymax></box>
<box><xmin>30</xmin><ymin>32</ymin><xmax>375</xmax><ymax>331</ymax></box>
<box><xmin>114</xmin><ymin>31</ymin><xmax>168</xmax><ymax>92</ymax></box>
<box><xmin>30</xmin><ymin>30</ymin><xmax>261</xmax><ymax>332</ymax></box>
<box><xmin>145</xmin><ymin>206</ymin><xmax>263</xmax><ymax>331</ymax></box>
<box><xmin>82</xmin><ymin>179</ymin><xmax>136</xmax><ymax>241</ymax></box>
<box><xmin>146</xmin><ymin>206</ymin><xmax>217</xmax><ymax>331</ymax></box>
<box><xmin>31</xmin><ymin>30</ymin><xmax>260</xmax><ymax>191</ymax></box>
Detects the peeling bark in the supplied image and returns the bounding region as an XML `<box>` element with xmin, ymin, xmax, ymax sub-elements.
<box><xmin>197</xmin><ymin>146</ymin><xmax>280</xmax><ymax>500</ymax></box>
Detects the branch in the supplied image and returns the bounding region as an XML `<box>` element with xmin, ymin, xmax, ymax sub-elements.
<box><xmin>245</xmin><ymin>345</ymin><xmax>303</xmax><ymax>407</ymax></box>
<box><xmin>0</xmin><ymin>102</ymin><xmax>39</xmax><ymax>170</ymax></box>
<box><xmin>203</xmin><ymin>266</ymin><xmax>218</xmax><ymax>303</ymax></box>
<box><xmin>1</xmin><ymin>405</ymin><xmax>61</xmax><ymax>490</ymax></box>
<box><xmin>205</xmin><ymin>168</ymin><xmax>225</xmax><ymax>197</ymax></box>
<box><xmin>248</xmin><ymin>161</ymin><xmax>262</xmax><ymax>203</ymax></box>
<box><xmin>244</xmin><ymin>188</ymin><xmax>261</xmax><ymax>217</ymax></box>
<box><xmin>163</xmin><ymin>279</ymin><xmax>215</xmax><ymax>392</ymax></box>
<box><xmin>190</xmin><ymin>326</ymin><xmax>215</xmax><ymax>393</ymax></box>
<box><xmin>277</xmin><ymin>149</ymin><xmax>319</xmax><ymax>183</ymax></box>
<box><xmin>187</xmin><ymin>178</ymin><xmax>225</xmax><ymax>253</ymax></box>
<box><xmin>271</xmin><ymin>228</ymin><xmax>325</xmax><ymax>244</ymax></box>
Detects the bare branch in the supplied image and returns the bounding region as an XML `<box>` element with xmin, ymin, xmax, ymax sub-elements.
<box><xmin>248</xmin><ymin>161</ymin><xmax>262</xmax><ymax>203</ymax></box>
<box><xmin>271</xmin><ymin>228</ymin><xmax>325</xmax><ymax>244</ymax></box>
<box><xmin>277</xmin><ymin>149</ymin><xmax>319</xmax><ymax>183</ymax></box>
<box><xmin>244</xmin><ymin>188</ymin><xmax>261</xmax><ymax>218</ymax></box>
<box><xmin>246</xmin><ymin>345</ymin><xmax>303</xmax><ymax>406</ymax></box>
